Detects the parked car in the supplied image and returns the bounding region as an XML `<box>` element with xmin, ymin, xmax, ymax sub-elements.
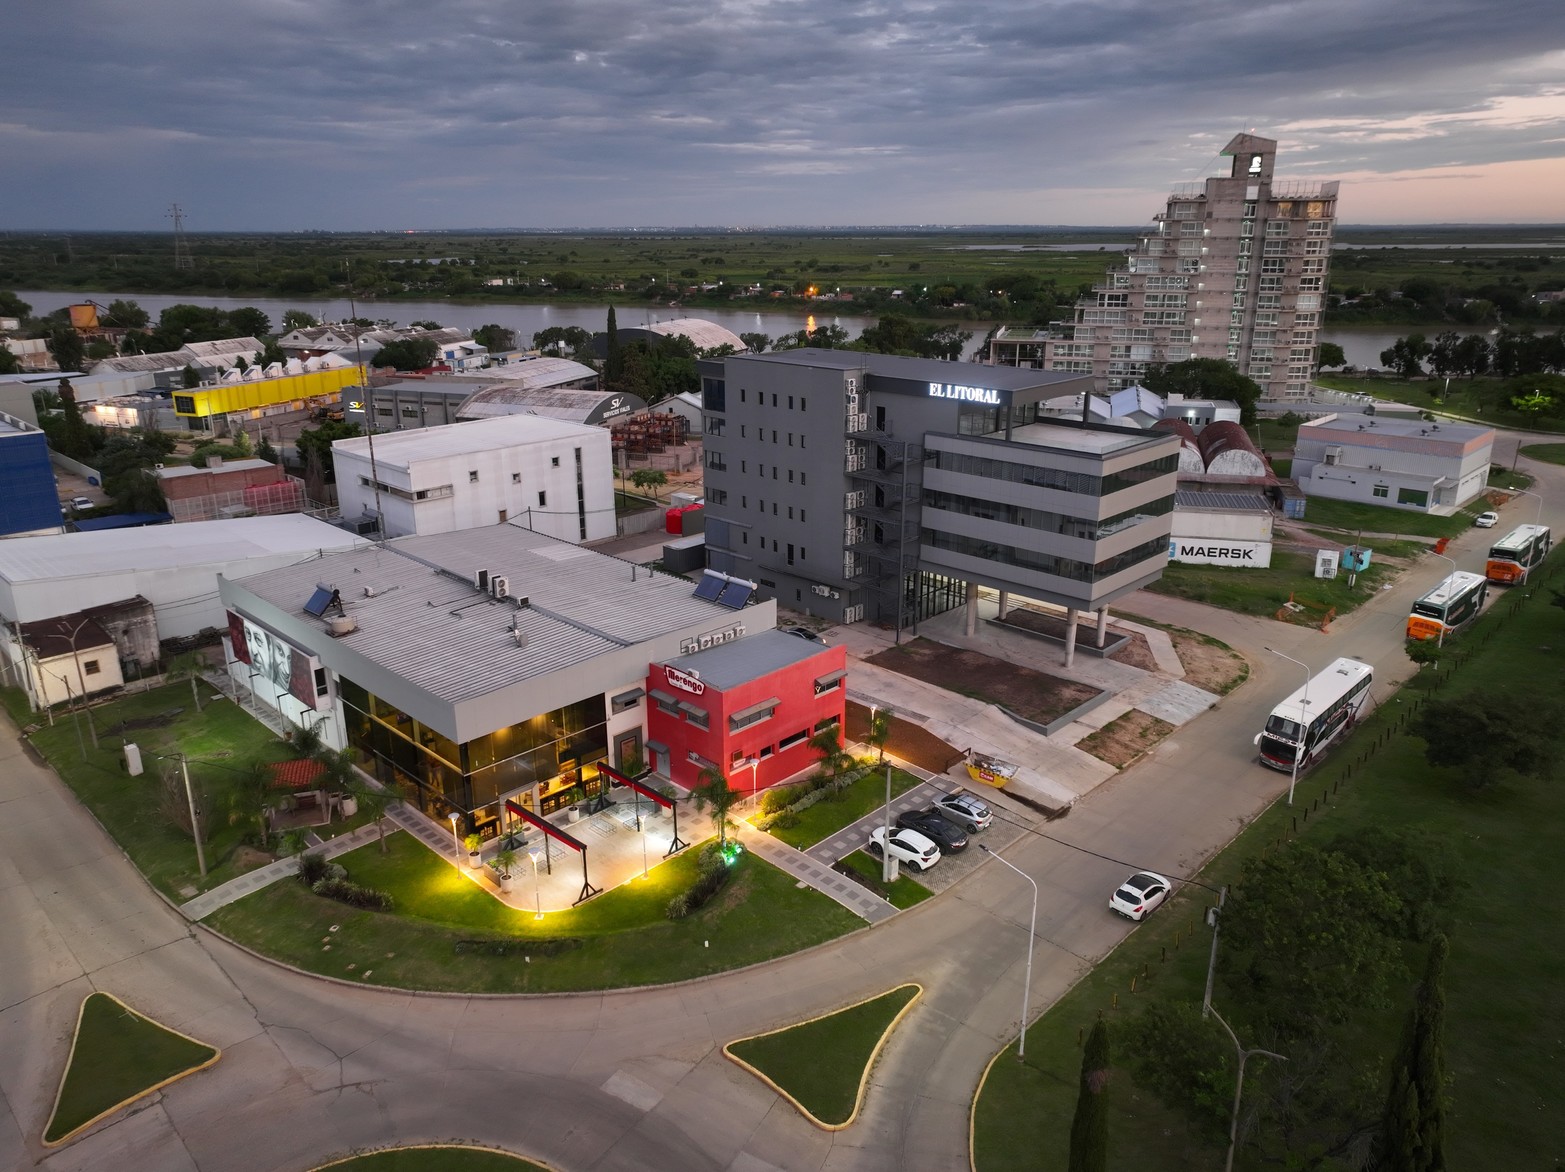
<box><xmin>69</xmin><ymin>496</ymin><xmax>95</xmax><ymax>511</ymax></box>
<box><xmin>780</xmin><ymin>625</ymin><xmax>824</xmax><ymax>643</ymax></box>
<box><xmin>896</xmin><ymin>808</ymin><xmax>969</xmax><ymax>852</ymax></box>
<box><xmin>932</xmin><ymin>791</ymin><xmax>993</xmax><ymax>833</ymax></box>
<box><xmin>867</xmin><ymin>825</ymin><xmax>941</xmax><ymax>872</ymax></box>
<box><xmin>1108</xmin><ymin>871</ymin><xmax>1172</xmax><ymax>921</ymax></box>
<box><xmin>1474</xmin><ymin>511</ymin><xmax>1499</xmax><ymax>528</ymax></box>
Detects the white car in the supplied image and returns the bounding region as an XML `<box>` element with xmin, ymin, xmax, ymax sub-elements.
<box><xmin>69</xmin><ymin>496</ymin><xmax>95</xmax><ymax>511</ymax></box>
<box><xmin>1474</xmin><ymin>511</ymin><xmax>1499</xmax><ymax>528</ymax></box>
<box><xmin>867</xmin><ymin>825</ymin><xmax>941</xmax><ymax>872</ymax></box>
<box><xmin>1109</xmin><ymin>871</ymin><xmax>1172</xmax><ymax>921</ymax></box>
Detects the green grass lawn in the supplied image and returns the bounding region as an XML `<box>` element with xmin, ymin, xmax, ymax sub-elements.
<box><xmin>27</xmin><ymin>684</ymin><xmax>293</xmax><ymax>899</ymax></box>
<box><xmin>1146</xmin><ymin>549</ymin><xmax>1399</xmax><ymax>619</ymax></box>
<box><xmin>317</xmin><ymin>1148</ymin><xmax>546</xmax><ymax>1171</ymax></box>
<box><xmin>974</xmin><ymin>561</ymin><xmax>1565</xmax><ymax>1171</ymax></box>
<box><xmin>1254</xmin><ymin>417</ymin><xmax>1301</xmax><ymax>451</ymax></box>
<box><xmin>726</xmin><ymin>984</ymin><xmax>920</xmax><ymax>1126</ymax></box>
<box><xmin>1521</xmin><ymin>442</ymin><xmax>1565</xmax><ymax>466</ymax></box>
<box><xmin>205</xmin><ymin>831</ymin><xmax>860</xmax><ymax>992</ymax></box>
<box><xmin>835</xmin><ymin>849</ymin><xmax>934</xmax><ymax>909</ymax></box>
<box><xmin>1301</xmin><ymin>531</ymin><xmax>1426</xmax><ymax>560</ymax></box>
<box><xmin>46</xmin><ymin>992</ymin><xmax>218</xmax><ymax>1144</ymax></box>
<box><xmin>1296</xmin><ymin>495</ymin><xmax>1484</xmax><ymax>539</ymax></box>
<box><xmin>766</xmin><ymin>767</ymin><xmax>923</xmax><ymax>850</ymax></box>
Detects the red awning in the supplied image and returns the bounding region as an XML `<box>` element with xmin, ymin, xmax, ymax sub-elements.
<box><xmin>268</xmin><ymin>759</ymin><xmax>327</xmax><ymax>790</ymax></box>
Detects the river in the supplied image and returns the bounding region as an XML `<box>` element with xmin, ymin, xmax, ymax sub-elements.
<box><xmin>13</xmin><ymin>289</ymin><xmax>1420</xmax><ymax>369</ymax></box>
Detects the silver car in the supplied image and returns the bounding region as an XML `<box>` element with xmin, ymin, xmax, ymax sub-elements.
<box><xmin>933</xmin><ymin>791</ymin><xmax>993</xmax><ymax>833</ymax></box>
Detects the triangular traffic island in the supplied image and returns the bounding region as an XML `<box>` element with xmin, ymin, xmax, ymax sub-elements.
<box><xmin>43</xmin><ymin>992</ymin><xmax>220</xmax><ymax>1147</ymax></box>
<box><xmin>723</xmin><ymin>983</ymin><xmax>921</xmax><ymax>1130</ymax></box>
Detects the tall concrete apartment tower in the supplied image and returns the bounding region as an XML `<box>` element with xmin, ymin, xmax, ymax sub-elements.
<box><xmin>1040</xmin><ymin>134</ymin><xmax>1339</xmax><ymax>401</ymax></box>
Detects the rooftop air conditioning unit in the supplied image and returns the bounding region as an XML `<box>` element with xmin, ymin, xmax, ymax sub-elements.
<box><xmin>491</xmin><ymin>575</ymin><xmax>510</xmax><ymax>600</ymax></box>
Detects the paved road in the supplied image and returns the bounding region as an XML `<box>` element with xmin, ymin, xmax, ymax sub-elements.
<box><xmin>2</xmin><ymin>450</ymin><xmax>1557</xmax><ymax>1172</ymax></box>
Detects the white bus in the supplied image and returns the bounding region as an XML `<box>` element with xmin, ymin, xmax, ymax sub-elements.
<box><xmin>1484</xmin><ymin>524</ymin><xmax>1552</xmax><ymax>585</ymax></box>
<box><xmin>1406</xmin><ymin>571</ymin><xmax>1488</xmax><ymax>642</ymax></box>
<box><xmin>1255</xmin><ymin>657</ymin><xmax>1374</xmax><ymax>773</ymax></box>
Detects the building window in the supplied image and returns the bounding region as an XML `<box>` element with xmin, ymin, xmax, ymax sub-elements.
<box><xmin>800</xmin><ymin>472</ymin><xmax>806</xmax><ymax>486</ymax></box>
<box><xmin>710</xmin><ymin>488</ymin><xmax>728</xmax><ymax>505</ymax></box>
<box><xmin>1373</xmin><ymin>484</ymin><xmax>1389</xmax><ymax>499</ymax></box>
<box><xmin>538</xmin><ymin>491</ymin><xmax>547</xmax><ymax>507</ymax></box>
<box><xmin>813</xmin><ymin>716</ymin><xmax>840</xmax><ymax>733</ymax></box>
<box><xmin>1397</xmin><ymin>488</ymin><xmax>1429</xmax><ymax>508</ymax></box>
<box><xmin>552</xmin><ymin>456</ymin><xmax>560</xmax><ymax>467</ymax></box>
<box><xmin>778</xmin><ymin>729</ymin><xmax>808</xmax><ymax>750</ymax></box>
<box><xmin>611</xmin><ymin>689</ymin><xmax>643</xmax><ymax>713</ymax></box>
<box><xmin>740</xmin><ymin>424</ymin><xmax>746</xmax><ymax>438</ymax></box>
<box><xmin>83</xmin><ymin>660</ymin><xmax>101</xmax><ymax>675</ymax></box>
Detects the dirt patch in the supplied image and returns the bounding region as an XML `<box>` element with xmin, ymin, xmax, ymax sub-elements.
<box><xmin>1078</xmin><ymin>710</ymin><xmax>1177</xmax><ymax>768</ymax></box>
<box><xmin>105</xmin><ymin>709</ymin><xmax>185</xmax><ymax>736</ymax></box>
<box><xmin>1166</xmin><ymin>630</ymin><xmax>1249</xmax><ymax>695</ymax></box>
<box><xmin>846</xmin><ymin>700</ymin><xmax>964</xmax><ymax>774</ymax></box>
<box><xmin>230</xmin><ymin>846</ymin><xmax>277</xmax><ymax>874</ymax></box>
<box><xmin>865</xmin><ymin>637</ymin><xmax>1100</xmax><ymax>727</ymax></box>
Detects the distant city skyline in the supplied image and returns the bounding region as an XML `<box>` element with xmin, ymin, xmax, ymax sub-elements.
<box><xmin>3</xmin><ymin>0</ymin><xmax>1563</xmax><ymax>231</ymax></box>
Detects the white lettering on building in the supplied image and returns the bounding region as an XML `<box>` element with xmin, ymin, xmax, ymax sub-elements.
<box><xmin>928</xmin><ymin>382</ymin><xmax>1001</xmax><ymax>405</ymax></box>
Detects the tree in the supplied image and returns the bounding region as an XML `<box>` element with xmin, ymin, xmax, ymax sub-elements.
<box><xmin>54</xmin><ymin>380</ymin><xmax>99</xmax><ymax>459</ymax></box>
<box><xmin>739</xmin><ymin>332</ymin><xmax>771</xmax><ymax>354</ymax></box>
<box><xmin>371</xmin><ymin>337</ymin><xmax>439</xmax><ymax>371</ymax></box>
<box><xmin>1414</xmin><ymin>692</ymin><xmax>1556</xmax><ymax>789</ymax></box>
<box><xmin>107</xmin><ymin>469</ymin><xmax>167</xmax><ymax>515</ymax></box>
<box><xmin>181</xmin><ymin>364</ymin><xmax>201</xmax><ymax>389</ymax></box>
<box><xmin>1122</xmin><ymin>1001</ymin><xmax>1232</xmax><ymax>1139</ymax></box>
<box><xmin>1068</xmin><ymin>1019</ymin><xmax>1111</xmax><ymax>1172</ymax></box>
<box><xmin>0</xmin><ymin>343</ymin><xmax>20</xmax><ymax>375</ymax></box>
<box><xmin>866</xmin><ymin>705</ymin><xmax>892</xmax><ymax>764</ymax></box>
<box><xmin>229</xmin><ymin>761</ymin><xmax>275</xmax><ymax>850</ymax></box>
<box><xmin>256</xmin><ymin>435</ymin><xmax>279</xmax><ymax>464</ymax></box>
<box><xmin>473</xmin><ymin>323</ymin><xmax>516</xmax><ymax>352</ymax></box>
<box><xmin>533</xmin><ymin>325</ymin><xmax>593</xmax><ymax>355</ymax></box>
<box><xmin>1380</xmin><ymin>335</ymin><xmax>1432</xmax><ymax>380</ymax></box>
<box><xmin>1316</xmin><ymin>342</ymin><xmax>1347</xmax><ymax>371</ymax></box>
<box><xmin>258</xmin><ymin>339</ymin><xmax>287</xmax><ymax>368</ymax></box>
<box><xmin>604</xmin><ymin>306</ymin><xmax>624</xmax><ymax>384</ymax></box>
<box><xmin>1142</xmin><ymin>358</ymin><xmax>1265</xmax><ymax>426</ymax></box>
<box><xmin>0</xmin><ymin>290</ymin><xmax>32</xmax><ymax>319</ymax></box>
<box><xmin>294</xmin><ymin>420</ymin><xmax>362</xmax><ymax>481</ymax></box>
<box><xmin>1220</xmin><ymin>844</ymin><xmax>1403</xmax><ymax>1036</ymax></box>
<box><xmin>629</xmin><ymin>468</ymin><xmax>668</xmax><ymax>500</ymax></box>
<box><xmin>165</xmin><ymin>650</ymin><xmax>208</xmax><ymax>712</ymax></box>
<box><xmin>353</xmin><ymin>782</ymin><xmax>395</xmax><ymax>853</ymax></box>
<box><xmin>103</xmin><ymin>299</ymin><xmax>149</xmax><ymax>330</ymax></box>
<box><xmin>409</xmin><ymin>319</ymin><xmax>442</xmax><ymax>331</ymax></box>
<box><xmin>46</xmin><ymin>325</ymin><xmax>85</xmax><ymax>373</ymax></box>
<box><xmin>691</xmin><ymin>766</ymin><xmax>739</xmax><ymax>848</ymax></box>
<box><xmin>226</xmin><ymin>306</ymin><xmax>271</xmax><ymax>338</ymax></box>
<box><xmin>1374</xmin><ymin>934</ymin><xmax>1449</xmax><ymax>1172</ymax></box>
<box><xmin>281</xmin><ymin>309</ymin><xmax>319</xmax><ymax>332</ymax></box>
<box><xmin>809</xmin><ymin>725</ymin><xmax>854</xmax><ymax>792</ymax></box>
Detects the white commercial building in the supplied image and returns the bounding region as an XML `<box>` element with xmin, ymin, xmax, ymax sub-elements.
<box><xmin>1169</xmin><ymin>489</ymin><xmax>1275</xmax><ymax>567</ymax></box>
<box><xmin>0</xmin><ymin>515</ymin><xmax>370</xmax><ymax>640</ymax></box>
<box><xmin>332</xmin><ymin>414</ymin><xmax>616</xmax><ymax>543</ymax></box>
<box><xmin>1293</xmin><ymin>414</ymin><xmax>1494</xmax><ymax>513</ymax></box>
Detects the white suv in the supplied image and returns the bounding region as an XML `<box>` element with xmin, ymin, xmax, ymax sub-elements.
<box><xmin>867</xmin><ymin>825</ymin><xmax>941</xmax><ymax>872</ymax></box>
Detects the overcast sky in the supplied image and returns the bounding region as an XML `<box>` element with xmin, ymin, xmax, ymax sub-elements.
<box><xmin>4</xmin><ymin>0</ymin><xmax>1564</xmax><ymax>230</ymax></box>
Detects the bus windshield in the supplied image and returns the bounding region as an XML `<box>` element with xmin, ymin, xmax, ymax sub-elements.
<box><xmin>1264</xmin><ymin>715</ymin><xmax>1302</xmax><ymax>740</ymax></box>
<box><xmin>1411</xmin><ymin>601</ymin><xmax>1445</xmax><ymax>620</ymax></box>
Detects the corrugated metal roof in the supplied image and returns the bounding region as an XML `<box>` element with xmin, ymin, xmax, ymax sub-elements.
<box><xmin>0</xmin><ymin>515</ymin><xmax>367</xmax><ymax>583</ymax></box>
<box><xmin>663</xmin><ymin>628</ymin><xmax>831</xmax><ymax>690</ymax></box>
<box><xmin>641</xmin><ymin>318</ymin><xmax>746</xmax><ymax>352</ymax></box>
<box><xmin>1175</xmin><ymin>489</ymin><xmax>1271</xmax><ymax>512</ymax></box>
<box><xmin>229</xmin><ymin>525</ymin><xmax>743</xmax><ymax>703</ymax></box>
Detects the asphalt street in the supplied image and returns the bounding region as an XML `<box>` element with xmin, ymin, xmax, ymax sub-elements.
<box><xmin>1</xmin><ymin>445</ymin><xmax>1557</xmax><ymax>1172</ymax></box>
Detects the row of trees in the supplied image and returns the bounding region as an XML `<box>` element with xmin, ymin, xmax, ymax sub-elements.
<box><xmin>1378</xmin><ymin>327</ymin><xmax>1565</xmax><ymax>380</ymax></box>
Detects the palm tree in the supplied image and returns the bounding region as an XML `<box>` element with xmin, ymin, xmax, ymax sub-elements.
<box><xmin>690</xmin><ymin>766</ymin><xmax>739</xmax><ymax>848</ymax></box>
<box><xmin>229</xmin><ymin>760</ymin><xmax>275</xmax><ymax>851</ymax></box>
<box><xmin>809</xmin><ymin>725</ymin><xmax>854</xmax><ymax>792</ymax></box>
<box><xmin>165</xmin><ymin>650</ymin><xmax>208</xmax><ymax>712</ymax></box>
<box><xmin>288</xmin><ymin>716</ymin><xmax>328</xmax><ymax>758</ymax></box>
<box><xmin>867</xmin><ymin>706</ymin><xmax>892</xmax><ymax>765</ymax></box>
<box><xmin>352</xmin><ymin>782</ymin><xmax>395</xmax><ymax>853</ymax></box>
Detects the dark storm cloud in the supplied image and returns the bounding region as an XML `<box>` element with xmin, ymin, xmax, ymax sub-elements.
<box><xmin>2</xmin><ymin>0</ymin><xmax>1562</xmax><ymax>226</ymax></box>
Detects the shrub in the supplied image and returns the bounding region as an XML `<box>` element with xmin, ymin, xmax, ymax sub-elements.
<box><xmin>296</xmin><ymin>850</ymin><xmax>331</xmax><ymax>886</ymax></box>
<box><xmin>665</xmin><ymin>893</ymin><xmax>691</xmax><ymax>920</ymax></box>
<box><xmin>311</xmin><ymin>877</ymin><xmax>393</xmax><ymax>911</ymax></box>
<box><xmin>759</xmin><ymin>784</ymin><xmax>803</xmax><ymax>815</ymax></box>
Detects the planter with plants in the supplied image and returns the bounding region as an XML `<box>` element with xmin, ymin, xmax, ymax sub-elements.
<box><xmin>492</xmin><ymin>848</ymin><xmax>518</xmax><ymax>894</ymax></box>
<box><xmin>464</xmin><ymin>832</ymin><xmax>484</xmax><ymax>869</ymax></box>
<box><xmin>564</xmin><ymin>784</ymin><xmax>586</xmax><ymax>823</ymax></box>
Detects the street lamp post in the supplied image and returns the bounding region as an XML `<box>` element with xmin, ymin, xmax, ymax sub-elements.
<box><xmin>529</xmin><ymin>850</ymin><xmax>544</xmax><ymax>919</ymax></box>
<box><xmin>1208</xmin><ymin>1005</ymin><xmax>1287</xmax><ymax>1172</ymax></box>
<box><xmin>979</xmin><ymin>843</ymin><xmax>1039</xmax><ymax>1060</ymax></box>
<box><xmin>1263</xmin><ymin>648</ymin><xmax>1310</xmax><ymax>805</ymax></box>
<box><xmin>1508</xmin><ymin>484</ymin><xmax>1543</xmax><ymax>528</ymax></box>
<box><xmin>179</xmin><ymin>754</ymin><xmax>208</xmax><ymax>877</ymax></box>
<box><xmin>63</xmin><ymin>616</ymin><xmax>100</xmax><ymax>750</ymax></box>
<box><xmin>1429</xmin><ymin>550</ymin><xmax>1457</xmax><ymax>648</ymax></box>
<box><xmin>882</xmin><ymin>761</ymin><xmax>896</xmax><ymax>883</ymax></box>
<box><xmin>447</xmin><ymin>811</ymin><xmax>461</xmax><ymax>875</ymax></box>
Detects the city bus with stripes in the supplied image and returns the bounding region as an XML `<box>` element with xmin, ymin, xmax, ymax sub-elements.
<box><xmin>1484</xmin><ymin>524</ymin><xmax>1552</xmax><ymax>585</ymax></box>
<box><xmin>1406</xmin><ymin>571</ymin><xmax>1489</xmax><ymax>641</ymax></box>
<box><xmin>1255</xmin><ymin>657</ymin><xmax>1374</xmax><ymax>773</ymax></box>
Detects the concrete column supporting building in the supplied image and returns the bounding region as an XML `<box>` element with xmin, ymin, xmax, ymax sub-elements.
<box><xmin>997</xmin><ymin>590</ymin><xmax>1010</xmax><ymax>620</ymax></box>
<box><xmin>1064</xmin><ymin>607</ymin><xmax>1080</xmax><ymax>668</ymax></box>
<box><xmin>964</xmin><ymin>581</ymin><xmax>980</xmax><ymax>636</ymax></box>
<box><xmin>1096</xmin><ymin>606</ymin><xmax>1109</xmax><ymax>648</ymax></box>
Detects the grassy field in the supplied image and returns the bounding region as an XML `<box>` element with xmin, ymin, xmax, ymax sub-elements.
<box><xmin>1145</xmin><ymin>548</ymin><xmax>1400</xmax><ymax>619</ymax></box>
<box><xmin>316</xmin><ymin>1149</ymin><xmax>546</xmax><ymax>1171</ymax></box>
<box><xmin>766</xmin><ymin>767</ymin><xmax>923</xmax><ymax>850</ymax></box>
<box><xmin>205</xmin><ymin>830</ymin><xmax>860</xmax><ymax>992</ymax></box>
<box><xmin>835</xmin><ymin>849</ymin><xmax>934</xmax><ymax>909</ymax></box>
<box><xmin>27</xmin><ymin>684</ymin><xmax>295</xmax><ymax>899</ymax></box>
<box><xmin>726</xmin><ymin>984</ymin><xmax>920</xmax><ymax>1126</ymax></box>
<box><xmin>1297</xmin><ymin>496</ymin><xmax>1486</xmax><ymax>539</ymax></box>
<box><xmin>46</xmin><ymin>993</ymin><xmax>218</xmax><ymax>1144</ymax></box>
<box><xmin>1312</xmin><ymin>374</ymin><xmax>1565</xmax><ymax>434</ymax></box>
<box><xmin>1521</xmin><ymin>442</ymin><xmax>1565</xmax><ymax>466</ymax></box>
<box><xmin>974</xmin><ymin>558</ymin><xmax>1565</xmax><ymax>1171</ymax></box>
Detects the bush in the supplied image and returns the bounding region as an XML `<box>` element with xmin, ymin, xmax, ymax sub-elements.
<box><xmin>667</xmin><ymin>851</ymin><xmax>737</xmax><ymax>919</ymax></box>
<box><xmin>311</xmin><ymin>877</ymin><xmax>393</xmax><ymax>911</ymax></box>
<box><xmin>759</xmin><ymin>784</ymin><xmax>803</xmax><ymax>815</ymax></box>
<box><xmin>296</xmin><ymin>850</ymin><xmax>330</xmax><ymax>886</ymax></box>
<box><xmin>665</xmin><ymin>892</ymin><xmax>691</xmax><ymax>920</ymax></box>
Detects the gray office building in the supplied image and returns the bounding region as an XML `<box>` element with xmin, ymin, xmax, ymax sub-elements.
<box><xmin>699</xmin><ymin>349</ymin><xmax>1180</xmax><ymax>660</ymax></box>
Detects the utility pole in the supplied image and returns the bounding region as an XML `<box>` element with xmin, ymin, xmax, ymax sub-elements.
<box><xmin>179</xmin><ymin>754</ymin><xmax>208</xmax><ymax>877</ymax></box>
<box><xmin>167</xmin><ymin>204</ymin><xmax>192</xmax><ymax>270</ymax></box>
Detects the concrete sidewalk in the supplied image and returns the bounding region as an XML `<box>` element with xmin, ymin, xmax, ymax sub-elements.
<box><xmin>738</xmin><ymin>824</ymin><xmax>896</xmax><ymax>924</ymax></box>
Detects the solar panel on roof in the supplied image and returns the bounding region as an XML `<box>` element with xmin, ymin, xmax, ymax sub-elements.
<box><xmin>692</xmin><ymin>574</ymin><xmax>725</xmax><ymax>602</ymax></box>
<box><xmin>303</xmin><ymin>585</ymin><xmax>335</xmax><ymax>617</ymax></box>
<box><xmin>717</xmin><ymin>581</ymin><xmax>753</xmax><ymax>609</ymax></box>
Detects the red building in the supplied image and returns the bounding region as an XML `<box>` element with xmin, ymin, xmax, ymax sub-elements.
<box><xmin>646</xmin><ymin>630</ymin><xmax>847</xmax><ymax>797</ymax></box>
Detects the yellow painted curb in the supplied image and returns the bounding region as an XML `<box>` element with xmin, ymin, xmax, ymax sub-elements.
<box><xmin>968</xmin><ymin>1040</ymin><xmax>1009</xmax><ymax>1171</ymax></box>
<box><xmin>43</xmin><ymin>991</ymin><xmax>221</xmax><ymax>1148</ymax></box>
<box><xmin>312</xmin><ymin>1142</ymin><xmax>561</xmax><ymax>1170</ymax></box>
<box><xmin>722</xmin><ymin>982</ymin><xmax>922</xmax><ymax>1131</ymax></box>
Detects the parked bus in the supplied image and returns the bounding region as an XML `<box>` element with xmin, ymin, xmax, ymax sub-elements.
<box><xmin>1484</xmin><ymin>524</ymin><xmax>1552</xmax><ymax>585</ymax></box>
<box><xmin>1406</xmin><ymin>571</ymin><xmax>1489</xmax><ymax>641</ymax></box>
<box><xmin>1255</xmin><ymin>657</ymin><xmax>1374</xmax><ymax>773</ymax></box>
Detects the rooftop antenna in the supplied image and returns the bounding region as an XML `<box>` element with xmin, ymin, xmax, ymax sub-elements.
<box><xmin>351</xmin><ymin>298</ymin><xmax>385</xmax><ymax>540</ymax></box>
<box><xmin>167</xmin><ymin>204</ymin><xmax>192</xmax><ymax>270</ymax></box>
